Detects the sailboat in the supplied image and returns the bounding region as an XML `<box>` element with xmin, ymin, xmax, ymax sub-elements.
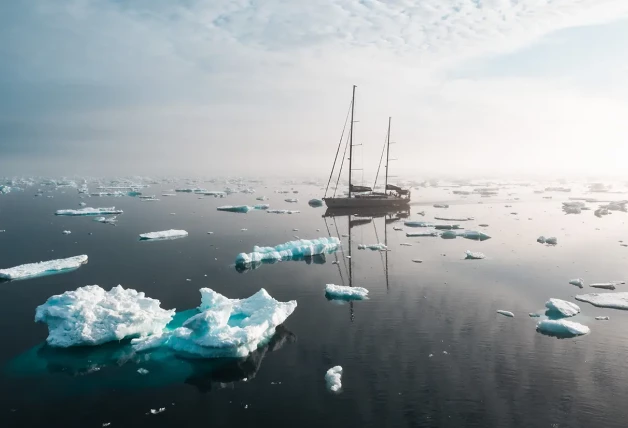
<box><xmin>323</xmin><ymin>85</ymin><xmax>411</xmax><ymax>210</ymax></box>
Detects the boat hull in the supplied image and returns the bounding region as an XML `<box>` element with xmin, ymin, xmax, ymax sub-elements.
<box><xmin>323</xmin><ymin>196</ymin><xmax>410</xmax><ymax>209</ymax></box>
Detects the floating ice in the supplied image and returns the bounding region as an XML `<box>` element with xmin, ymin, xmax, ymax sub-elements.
<box><xmin>465</xmin><ymin>250</ymin><xmax>485</xmax><ymax>260</ymax></box>
<box><xmin>440</xmin><ymin>230</ymin><xmax>457</xmax><ymax>239</ymax></box>
<box><xmin>267</xmin><ymin>209</ymin><xmax>300</xmax><ymax>214</ymax></box>
<box><xmin>435</xmin><ymin>216</ymin><xmax>473</xmax><ymax>221</ymax></box>
<box><xmin>496</xmin><ymin>310</ymin><xmax>514</xmax><ymax>317</ymax></box>
<box><xmin>217</xmin><ymin>205</ymin><xmax>252</xmax><ymax>213</ymax></box>
<box><xmin>256</xmin><ymin>196</ymin><xmax>268</xmax><ymax>201</ymax></box>
<box><xmin>528</xmin><ymin>313</ymin><xmax>541</xmax><ymax>317</ymax></box>
<box><xmin>545</xmin><ymin>298</ymin><xmax>580</xmax><ymax>317</ymax></box>
<box><xmin>569</xmin><ymin>278</ymin><xmax>584</xmax><ymax>288</ymax></box>
<box><xmin>308</xmin><ymin>199</ymin><xmax>323</xmax><ymax>207</ymax></box>
<box><xmin>79</xmin><ymin>202</ymin><xmax>87</xmax><ymax>207</ymax></box>
<box><xmin>284</xmin><ymin>198</ymin><xmax>298</xmax><ymax>203</ymax></box>
<box><xmin>357</xmin><ymin>243</ymin><xmax>387</xmax><ymax>251</ymax></box>
<box><xmin>434</xmin><ymin>224</ymin><xmax>462</xmax><ymax>230</ymax></box>
<box><xmin>545</xmin><ymin>237</ymin><xmax>558</xmax><ymax>245</ymax></box>
<box><xmin>325</xmin><ymin>366</ymin><xmax>342</xmax><ymax>392</ymax></box>
<box><xmin>94</xmin><ymin>216</ymin><xmax>117</xmax><ymax>225</ymax></box>
<box><xmin>203</xmin><ymin>191</ymin><xmax>227</xmax><ymax>197</ymax></box>
<box><xmin>536</xmin><ymin>319</ymin><xmax>589</xmax><ymax>337</ymax></box>
<box><xmin>412</xmin><ymin>259</ymin><xmax>423</xmax><ymax>263</ymax></box>
<box><xmin>235</xmin><ymin>237</ymin><xmax>340</xmax><ymax>265</ymax></box>
<box><xmin>393</xmin><ymin>226</ymin><xmax>403</xmax><ymax>231</ymax></box>
<box><xmin>150</xmin><ymin>408</ymin><xmax>166</xmax><ymax>415</ymax></box>
<box><xmin>537</xmin><ymin>236</ymin><xmax>546</xmax><ymax>243</ymax></box>
<box><xmin>35</xmin><ymin>285</ymin><xmax>175</xmax><ymax>347</ymax></box>
<box><xmin>162</xmin><ymin>193</ymin><xmax>176</xmax><ymax>196</ymax></box>
<box><xmin>137</xmin><ymin>368</ymin><xmax>149</xmax><ymax>375</ymax></box>
<box><xmin>433</xmin><ymin>204</ymin><xmax>449</xmax><ymax>208</ymax></box>
<box><xmin>400</xmin><ymin>243</ymin><xmax>413</xmax><ymax>246</ymax></box>
<box><xmin>595</xmin><ymin>316</ymin><xmax>610</xmax><ymax>320</ymax></box>
<box><xmin>575</xmin><ymin>292</ymin><xmax>628</xmax><ymax>310</ymax></box>
<box><xmin>0</xmin><ymin>255</ymin><xmax>88</xmax><ymax>280</ymax></box>
<box><xmin>461</xmin><ymin>230</ymin><xmax>491</xmax><ymax>241</ymax></box>
<box><xmin>55</xmin><ymin>207</ymin><xmax>123</xmax><ymax>216</ymax></box>
<box><xmin>133</xmin><ymin>288</ymin><xmax>297</xmax><ymax>358</ymax></box>
<box><xmin>253</xmin><ymin>204</ymin><xmax>270</xmax><ymax>210</ymax></box>
<box><xmin>406</xmin><ymin>230</ymin><xmax>438</xmax><ymax>237</ymax></box>
<box><xmin>590</xmin><ymin>283</ymin><xmax>616</xmax><ymax>290</ymax></box>
<box><xmin>404</xmin><ymin>221</ymin><xmax>434</xmax><ymax>228</ymax></box>
<box><xmin>139</xmin><ymin>230</ymin><xmax>188</xmax><ymax>241</ymax></box>
<box><xmin>62</xmin><ymin>230</ymin><xmax>72</xmax><ymax>235</ymax></box>
<box><xmin>175</xmin><ymin>188</ymin><xmax>207</xmax><ymax>193</ymax></box>
<box><xmin>325</xmin><ymin>284</ymin><xmax>368</xmax><ymax>300</ymax></box>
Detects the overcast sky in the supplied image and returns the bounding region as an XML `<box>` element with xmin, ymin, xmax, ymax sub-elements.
<box><xmin>1</xmin><ymin>1</ymin><xmax>628</xmax><ymax>179</ymax></box>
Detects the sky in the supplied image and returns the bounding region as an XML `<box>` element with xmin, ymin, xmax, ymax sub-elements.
<box><xmin>1</xmin><ymin>0</ymin><xmax>628</xmax><ymax>179</ymax></box>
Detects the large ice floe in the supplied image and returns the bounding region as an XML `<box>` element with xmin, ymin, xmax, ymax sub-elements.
<box><xmin>575</xmin><ymin>292</ymin><xmax>628</xmax><ymax>310</ymax></box>
<box><xmin>235</xmin><ymin>237</ymin><xmax>340</xmax><ymax>265</ymax></box>
<box><xmin>545</xmin><ymin>298</ymin><xmax>580</xmax><ymax>317</ymax></box>
<box><xmin>55</xmin><ymin>207</ymin><xmax>123</xmax><ymax>216</ymax></box>
<box><xmin>139</xmin><ymin>230</ymin><xmax>188</xmax><ymax>241</ymax></box>
<box><xmin>132</xmin><ymin>288</ymin><xmax>297</xmax><ymax>358</ymax></box>
<box><xmin>217</xmin><ymin>205</ymin><xmax>253</xmax><ymax>213</ymax></box>
<box><xmin>0</xmin><ymin>255</ymin><xmax>88</xmax><ymax>281</ymax></box>
<box><xmin>325</xmin><ymin>284</ymin><xmax>369</xmax><ymax>300</ymax></box>
<box><xmin>536</xmin><ymin>319</ymin><xmax>590</xmax><ymax>337</ymax></box>
<box><xmin>35</xmin><ymin>285</ymin><xmax>175</xmax><ymax>347</ymax></box>
<box><xmin>325</xmin><ymin>366</ymin><xmax>343</xmax><ymax>392</ymax></box>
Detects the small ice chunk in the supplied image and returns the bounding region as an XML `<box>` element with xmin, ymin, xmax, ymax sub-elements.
<box><xmin>256</xmin><ymin>196</ymin><xmax>268</xmax><ymax>201</ymax></box>
<box><xmin>440</xmin><ymin>230</ymin><xmax>457</xmax><ymax>239</ymax></box>
<box><xmin>497</xmin><ymin>310</ymin><xmax>514</xmax><ymax>317</ymax></box>
<box><xmin>253</xmin><ymin>204</ymin><xmax>270</xmax><ymax>210</ymax></box>
<box><xmin>217</xmin><ymin>205</ymin><xmax>252</xmax><ymax>213</ymax></box>
<box><xmin>150</xmin><ymin>408</ymin><xmax>166</xmax><ymax>415</ymax></box>
<box><xmin>0</xmin><ymin>255</ymin><xmax>88</xmax><ymax>280</ymax></box>
<box><xmin>575</xmin><ymin>292</ymin><xmax>628</xmax><ymax>310</ymax></box>
<box><xmin>357</xmin><ymin>243</ymin><xmax>387</xmax><ymax>251</ymax></box>
<box><xmin>404</xmin><ymin>221</ymin><xmax>434</xmax><ymax>228</ymax></box>
<box><xmin>406</xmin><ymin>230</ymin><xmax>438</xmax><ymax>237</ymax></box>
<box><xmin>434</xmin><ymin>216</ymin><xmax>473</xmax><ymax>221</ymax></box>
<box><xmin>465</xmin><ymin>250</ymin><xmax>485</xmax><ymax>260</ymax></box>
<box><xmin>55</xmin><ymin>207</ymin><xmax>123</xmax><ymax>216</ymax></box>
<box><xmin>139</xmin><ymin>230</ymin><xmax>188</xmax><ymax>241</ymax></box>
<box><xmin>79</xmin><ymin>202</ymin><xmax>87</xmax><ymax>207</ymax></box>
<box><xmin>595</xmin><ymin>316</ymin><xmax>610</xmax><ymax>320</ymax></box>
<box><xmin>235</xmin><ymin>237</ymin><xmax>340</xmax><ymax>265</ymax></box>
<box><xmin>569</xmin><ymin>278</ymin><xmax>584</xmax><ymax>288</ymax></box>
<box><xmin>400</xmin><ymin>243</ymin><xmax>412</xmax><ymax>246</ymax></box>
<box><xmin>393</xmin><ymin>226</ymin><xmax>403</xmax><ymax>231</ymax></box>
<box><xmin>461</xmin><ymin>230</ymin><xmax>491</xmax><ymax>241</ymax></box>
<box><xmin>537</xmin><ymin>236</ymin><xmax>546</xmax><ymax>243</ymax></box>
<box><xmin>62</xmin><ymin>230</ymin><xmax>72</xmax><ymax>235</ymax></box>
<box><xmin>102</xmin><ymin>423</ymin><xmax>111</xmax><ymax>427</ymax></box>
<box><xmin>545</xmin><ymin>237</ymin><xmax>557</xmax><ymax>245</ymax></box>
<box><xmin>590</xmin><ymin>283</ymin><xmax>616</xmax><ymax>290</ymax></box>
<box><xmin>137</xmin><ymin>368</ymin><xmax>149</xmax><ymax>375</ymax></box>
<box><xmin>325</xmin><ymin>284</ymin><xmax>368</xmax><ymax>300</ymax></box>
<box><xmin>267</xmin><ymin>209</ymin><xmax>300</xmax><ymax>214</ymax></box>
<box><xmin>411</xmin><ymin>259</ymin><xmax>423</xmax><ymax>263</ymax></box>
<box><xmin>35</xmin><ymin>285</ymin><xmax>175</xmax><ymax>347</ymax></box>
<box><xmin>94</xmin><ymin>216</ymin><xmax>117</xmax><ymax>225</ymax></box>
<box><xmin>536</xmin><ymin>319</ymin><xmax>590</xmax><ymax>337</ymax></box>
<box><xmin>308</xmin><ymin>199</ymin><xmax>323</xmax><ymax>207</ymax></box>
<box><xmin>325</xmin><ymin>366</ymin><xmax>342</xmax><ymax>392</ymax></box>
<box><xmin>284</xmin><ymin>198</ymin><xmax>298</xmax><ymax>203</ymax></box>
<box><xmin>479</xmin><ymin>224</ymin><xmax>489</xmax><ymax>227</ymax></box>
<box><xmin>433</xmin><ymin>204</ymin><xmax>449</xmax><ymax>208</ymax></box>
<box><xmin>545</xmin><ymin>298</ymin><xmax>580</xmax><ymax>317</ymax></box>
<box><xmin>528</xmin><ymin>313</ymin><xmax>540</xmax><ymax>317</ymax></box>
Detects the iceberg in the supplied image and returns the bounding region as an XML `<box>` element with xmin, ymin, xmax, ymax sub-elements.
<box><xmin>569</xmin><ymin>278</ymin><xmax>584</xmax><ymax>288</ymax></box>
<box><xmin>133</xmin><ymin>288</ymin><xmax>297</xmax><ymax>358</ymax></box>
<box><xmin>267</xmin><ymin>209</ymin><xmax>300</xmax><ymax>214</ymax></box>
<box><xmin>545</xmin><ymin>298</ymin><xmax>580</xmax><ymax>317</ymax></box>
<box><xmin>406</xmin><ymin>230</ymin><xmax>438</xmax><ymax>237</ymax></box>
<box><xmin>575</xmin><ymin>292</ymin><xmax>628</xmax><ymax>310</ymax></box>
<box><xmin>235</xmin><ymin>237</ymin><xmax>341</xmax><ymax>265</ymax></box>
<box><xmin>496</xmin><ymin>310</ymin><xmax>514</xmax><ymax>317</ymax></box>
<box><xmin>325</xmin><ymin>284</ymin><xmax>368</xmax><ymax>300</ymax></box>
<box><xmin>325</xmin><ymin>366</ymin><xmax>342</xmax><ymax>392</ymax></box>
<box><xmin>139</xmin><ymin>230</ymin><xmax>188</xmax><ymax>241</ymax></box>
<box><xmin>35</xmin><ymin>285</ymin><xmax>175</xmax><ymax>347</ymax></box>
<box><xmin>404</xmin><ymin>221</ymin><xmax>434</xmax><ymax>228</ymax></box>
<box><xmin>357</xmin><ymin>243</ymin><xmax>387</xmax><ymax>251</ymax></box>
<box><xmin>465</xmin><ymin>250</ymin><xmax>485</xmax><ymax>260</ymax></box>
<box><xmin>536</xmin><ymin>319</ymin><xmax>590</xmax><ymax>337</ymax></box>
<box><xmin>308</xmin><ymin>198</ymin><xmax>323</xmax><ymax>207</ymax></box>
<box><xmin>55</xmin><ymin>207</ymin><xmax>123</xmax><ymax>216</ymax></box>
<box><xmin>0</xmin><ymin>255</ymin><xmax>88</xmax><ymax>280</ymax></box>
<box><xmin>253</xmin><ymin>204</ymin><xmax>270</xmax><ymax>210</ymax></box>
<box><xmin>217</xmin><ymin>205</ymin><xmax>252</xmax><ymax>213</ymax></box>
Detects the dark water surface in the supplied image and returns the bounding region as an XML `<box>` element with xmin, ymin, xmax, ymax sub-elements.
<box><xmin>2</xmin><ymin>183</ymin><xmax>628</xmax><ymax>428</ymax></box>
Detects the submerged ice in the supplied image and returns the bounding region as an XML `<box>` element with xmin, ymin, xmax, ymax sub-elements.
<box><xmin>235</xmin><ymin>237</ymin><xmax>340</xmax><ymax>265</ymax></box>
<box><xmin>35</xmin><ymin>285</ymin><xmax>175</xmax><ymax>347</ymax></box>
<box><xmin>0</xmin><ymin>255</ymin><xmax>88</xmax><ymax>280</ymax></box>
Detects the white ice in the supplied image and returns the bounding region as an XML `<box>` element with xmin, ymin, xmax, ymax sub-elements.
<box><xmin>536</xmin><ymin>319</ymin><xmax>590</xmax><ymax>336</ymax></box>
<box><xmin>325</xmin><ymin>366</ymin><xmax>343</xmax><ymax>392</ymax></box>
<box><xmin>497</xmin><ymin>310</ymin><xmax>514</xmax><ymax>317</ymax></box>
<box><xmin>35</xmin><ymin>285</ymin><xmax>175</xmax><ymax>347</ymax></box>
<box><xmin>62</xmin><ymin>230</ymin><xmax>72</xmax><ymax>235</ymax></box>
<box><xmin>569</xmin><ymin>278</ymin><xmax>584</xmax><ymax>288</ymax></box>
<box><xmin>537</xmin><ymin>236</ymin><xmax>546</xmax><ymax>243</ymax></box>
<box><xmin>133</xmin><ymin>288</ymin><xmax>297</xmax><ymax>358</ymax></box>
<box><xmin>284</xmin><ymin>198</ymin><xmax>298</xmax><ymax>203</ymax></box>
<box><xmin>545</xmin><ymin>298</ymin><xmax>580</xmax><ymax>317</ymax></box>
<box><xmin>357</xmin><ymin>243</ymin><xmax>387</xmax><ymax>251</ymax></box>
<box><xmin>253</xmin><ymin>204</ymin><xmax>270</xmax><ymax>210</ymax></box>
<box><xmin>235</xmin><ymin>237</ymin><xmax>340</xmax><ymax>265</ymax></box>
<box><xmin>465</xmin><ymin>250</ymin><xmax>485</xmax><ymax>260</ymax></box>
<box><xmin>267</xmin><ymin>209</ymin><xmax>300</xmax><ymax>214</ymax></box>
<box><xmin>139</xmin><ymin>230</ymin><xmax>188</xmax><ymax>240</ymax></box>
<box><xmin>137</xmin><ymin>368</ymin><xmax>149</xmax><ymax>374</ymax></box>
<box><xmin>55</xmin><ymin>207</ymin><xmax>123</xmax><ymax>216</ymax></box>
<box><xmin>0</xmin><ymin>255</ymin><xmax>88</xmax><ymax>280</ymax></box>
<box><xmin>325</xmin><ymin>284</ymin><xmax>369</xmax><ymax>300</ymax></box>
<box><xmin>575</xmin><ymin>292</ymin><xmax>628</xmax><ymax>310</ymax></box>
<box><xmin>595</xmin><ymin>316</ymin><xmax>610</xmax><ymax>320</ymax></box>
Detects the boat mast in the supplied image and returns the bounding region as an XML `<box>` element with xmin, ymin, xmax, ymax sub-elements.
<box><xmin>385</xmin><ymin>116</ymin><xmax>391</xmax><ymax>192</ymax></box>
<box><xmin>348</xmin><ymin>85</ymin><xmax>356</xmax><ymax>198</ymax></box>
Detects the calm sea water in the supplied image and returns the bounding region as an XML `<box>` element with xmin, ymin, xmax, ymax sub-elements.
<box><xmin>2</xmin><ymin>181</ymin><xmax>628</xmax><ymax>428</ymax></box>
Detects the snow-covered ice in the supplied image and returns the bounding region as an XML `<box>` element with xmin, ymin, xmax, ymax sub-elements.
<box><xmin>357</xmin><ymin>243</ymin><xmax>387</xmax><ymax>251</ymax></box>
<box><xmin>217</xmin><ymin>205</ymin><xmax>252</xmax><ymax>213</ymax></box>
<box><xmin>536</xmin><ymin>319</ymin><xmax>589</xmax><ymax>337</ymax></box>
<box><xmin>133</xmin><ymin>288</ymin><xmax>297</xmax><ymax>358</ymax></box>
<box><xmin>465</xmin><ymin>250</ymin><xmax>485</xmax><ymax>260</ymax></box>
<box><xmin>235</xmin><ymin>237</ymin><xmax>340</xmax><ymax>265</ymax></box>
<box><xmin>55</xmin><ymin>207</ymin><xmax>123</xmax><ymax>216</ymax></box>
<box><xmin>545</xmin><ymin>298</ymin><xmax>580</xmax><ymax>317</ymax></box>
<box><xmin>325</xmin><ymin>366</ymin><xmax>342</xmax><ymax>392</ymax></box>
<box><xmin>139</xmin><ymin>230</ymin><xmax>188</xmax><ymax>241</ymax></box>
<box><xmin>325</xmin><ymin>284</ymin><xmax>369</xmax><ymax>300</ymax></box>
<box><xmin>575</xmin><ymin>292</ymin><xmax>628</xmax><ymax>310</ymax></box>
<box><xmin>0</xmin><ymin>255</ymin><xmax>88</xmax><ymax>280</ymax></box>
<box><xmin>35</xmin><ymin>285</ymin><xmax>175</xmax><ymax>347</ymax></box>
<box><xmin>497</xmin><ymin>310</ymin><xmax>514</xmax><ymax>317</ymax></box>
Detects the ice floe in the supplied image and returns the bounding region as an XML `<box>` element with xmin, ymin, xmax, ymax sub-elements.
<box><xmin>404</xmin><ymin>221</ymin><xmax>434</xmax><ymax>228</ymax></box>
<box><xmin>133</xmin><ymin>288</ymin><xmax>297</xmax><ymax>358</ymax></box>
<box><xmin>357</xmin><ymin>243</ymin><xmax>387</xmax><ymax>251</ymax></box>
<box><xmin>139</xmin><ymin>230</ymin><xmax>188</xmax><ymax>241</ymax></box>
<box><xmin>253</xmin><ymin>204</ymin><xmax>270</xmax><ymax>210</ymax></box>
<box><xmin>35</xmin><ymin>285</ymin><xmax>174</xmax><ymax>347</ymax></box>
<box><xmin>465</xmin><ymin>250</ymin><xmax>485</xmax><ymax>260</ymax></box>
<box><xmin>406</xmin><ymin>230</ymin><xmax>438</xmax><ymax>237</ymax></box>
<box><xmin>235</xmin><ymin>237</ymin><xmax>340</xmax><ymax>265</ymax></box>
<box><xmin>55</xmin><ymin>207</ymin><xmax>123</xmax><ymax>216</ymax></box>
<box><xmin>569</xmin><ymin>278</ymin><xmax>584</xmax><ymax>288</ymax></box>
<box><xmin>62</xmin><ymin>230</ymin><xmax>72</xmax><ymax>235</ymax></box>
<box><xmin>325</xmin><ymin>366</ymin><xmax>343</xmax><ymax>392</ymax></box>
<box><xmin>460</xmin><ymin>230</ymin><xmax>491</xmax><ymax>241</ymax></box>
<box><xmin>545</xmin><ymin>237</ymin><xmax>558</xmax><ymax>245</ymax></box>
<box><xmin>496</xmin><ymin>310</ymin><xmax>514</xmax><ymax>317</ymax></box>
<box><xmin>217</xmin><ymin>205</ymin><xmax>253</xmax><ymax>213</ymax></box>
<box><xmin>325</xmin><ymin>284</ymin><xmax>369</xmax><ymax>300</ymax></box>
<box><xmin>0</xmin><ymin>255</ymin><xmax>88</xmax><ymax>280</ymax></box>
<box><xmin>94</xmin><ymin>216</ymin><xmax>117</xmax><ymax>225</ymax></box>
<box><xmin>590</xmin><ymin>282</ymin><xmax>617</xmax><ymax>290</ymax></box>
<box><xmin>284</xmin><ymin>198</ymin><xmax>298</xmax><ymax>203</ymax></box>
<box><xmin>267</xmin><ymin>209</ymin><xmax>300</xmax><ymax>214</ymax></box>
<box><xmin>595</xmin><ymin>316</ymin><xmax>610</xmax><ymax>320</ymax></box>
<box><xmin>545</xmin><ymin>298</ymin><xmax>580</xmax><ymax>317</ymax></box>
<box><xmin>575</xmin><ymin>292</ymin><xmax>628</xmax><ymax>310</ymax></box>
<box><xmin>536</xmin><ymin>319</ymin><xmax>589</xmax><ymax>337</ymax></box>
